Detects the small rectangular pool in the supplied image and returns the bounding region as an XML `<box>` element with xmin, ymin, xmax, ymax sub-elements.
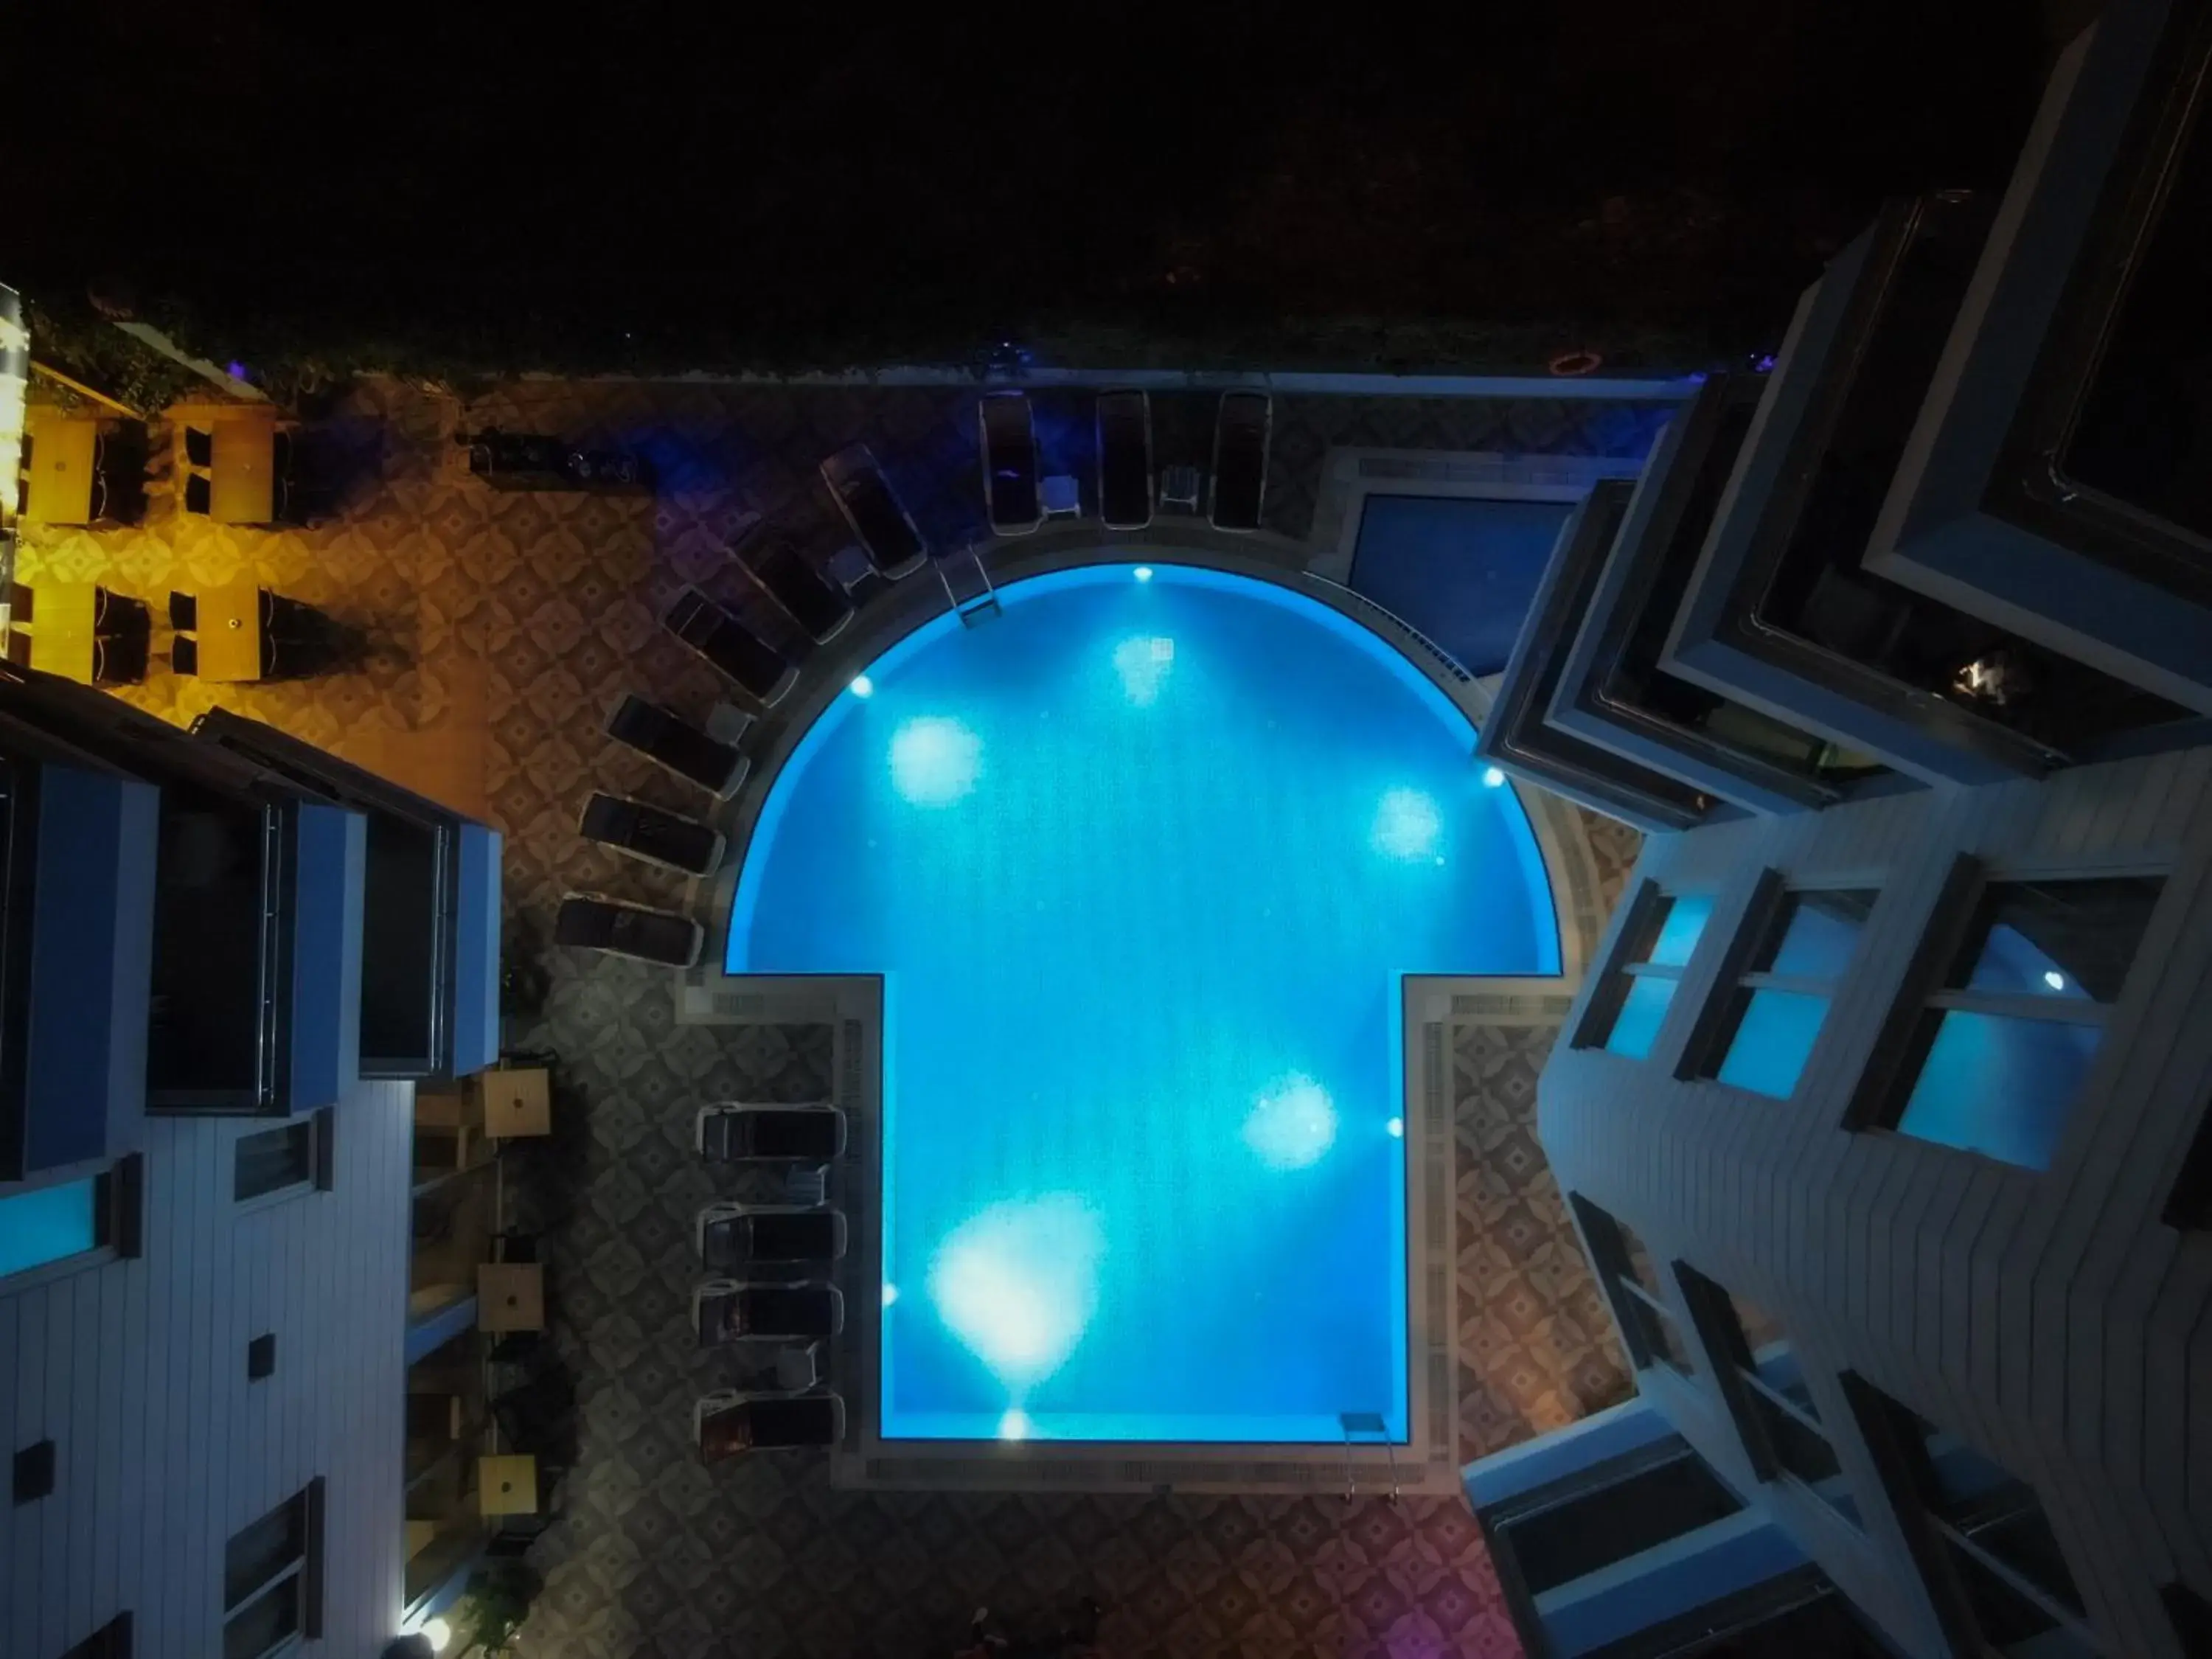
<box><xmin>875</xmin><ymin>972</ymin><xmax>1412</xmax><ymax>1446</ymax></box>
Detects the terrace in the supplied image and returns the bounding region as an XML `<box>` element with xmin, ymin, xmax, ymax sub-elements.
<box><xmin>8</xmin><ymin>371</ymin><xmax>1666</xmax><ymax>1653</ymax></box>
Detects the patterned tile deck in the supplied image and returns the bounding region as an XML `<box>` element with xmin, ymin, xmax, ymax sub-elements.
<box><xmin>14</xmin><ymin>378</ymin><xmax>1654</xmax><ymax>1658</ymax></box>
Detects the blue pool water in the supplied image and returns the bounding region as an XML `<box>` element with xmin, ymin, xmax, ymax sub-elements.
<box><xmin>1351</xmin><ymin>495</ymin><xmax>1576</xmax><ymax>677</ymax></box>
<box><xmin>728</xmin><ymin>565</ymin><xmax>1559</xmax><ymax>1443</ymax></box>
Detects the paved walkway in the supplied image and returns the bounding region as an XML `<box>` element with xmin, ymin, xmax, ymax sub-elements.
<box><xmin>15</xmin><ymin>378</ymin><xmax>1657</xmax><ymax>1658</ymax></box>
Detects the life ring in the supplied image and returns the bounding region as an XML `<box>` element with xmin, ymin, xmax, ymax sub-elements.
<box><xmin>1548</xmin><ymin>348</ymin><xmax>1604</xmax><ymax>378</ymax></box>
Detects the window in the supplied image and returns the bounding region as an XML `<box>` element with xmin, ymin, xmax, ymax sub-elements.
<box><xmin>60</xmin><ymin>1613</ymin><xmax>134</xmax><ymax>1659</ymax></box>
<box><xmin>1850</xmin><ymin>1381</ymin><xmax>2101</xmax><ymax>1657</ymax></box>
<box><xmin>1872</xmin><ymin>871</ymin><xmax>2163</xmax><ymax>1171</ymax></box>
<box><xmin>2161</xmin><ymin>1582</ymin><xmax>2211</xmax><ymax>1656</ymax></box>
<box><xmin>14</xmin><ymin>1437</ymin><xmax>55</xmax><ymax>1502</ymax></box>
<box><xmin>1493</xmin><ymin>1439</ymin><xmax>1745</xmax><ymax>1595</ymax></box>
<box><xmin>1579</xmin><ymin>883</ymin><xmax>1714</xmax><ymax>1060</ymax></box>
<box><xmin>2166</xmin><ymin>1102</ymin><xmax>2212</xmax><ymax>1232</ymax></box>
<box><xmin>232</xmin><ymin>1110</ymin><xmax>333</xmax><ymax>1203</ymax></box>
<box><xmin>1698</xmin><ymin>884</ymin><xmax>1875</xmax><ymax>1096</ymax></box>
<box><xmin>223</xmin><ymin>1482</ymin><xmax>322</xmax><ymax>1659</ymax></box>
<box><xmin>1</xmin><ymin>1159</ymin><xmax>140</xmax><ymax>1281</ymax></box>
<box><xmin>1679</xmin><ymin>1269</ymin><xmax>1859</xmax><ymax>1525</ymax></box>
<box><xmin>1572</xmin><ymin>1196</ymin><xmax>1694</xmax><ymax>1375</ymax></box>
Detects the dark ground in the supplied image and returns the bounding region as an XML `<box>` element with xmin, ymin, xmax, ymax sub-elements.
<box><xmin>21</xmin><ymin>1</ymin><xmax>2059</xmax><ymax>378</ymax></box>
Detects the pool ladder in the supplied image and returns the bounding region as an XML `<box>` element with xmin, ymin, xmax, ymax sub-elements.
<box><xmin>1338</xmin><ymin>1411</ymin><xmax>1402</xmax><ymax>1503</ymax></box>
<box><xmin>938</xmin><ymin>546</ymin><xmax>1001</xmax><ymax>627</ymax></box>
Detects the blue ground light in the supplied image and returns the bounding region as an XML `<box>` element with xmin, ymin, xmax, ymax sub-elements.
<box><xmin>728</xmin><ymin>566</ymin><xmax>1558</xmax><ymax>1443</ymax></box>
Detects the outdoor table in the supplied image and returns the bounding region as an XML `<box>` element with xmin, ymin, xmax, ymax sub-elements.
<box><xmin>195</xmin><ymin>579</ymin><xmax>265</xmax><ymax>681</ymax></box>
<box><xmin>210</xmin><ymin>419</ymin><xmax>276</xmax><ymax>524</ymax></box>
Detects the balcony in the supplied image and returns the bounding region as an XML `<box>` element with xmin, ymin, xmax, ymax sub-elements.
<box><xmin>1539</xmin><ymin>379</ymin><xmax>1893</xmax><ymax>816</ymax></box>
<box><xmin>1664</xmin><ymin>195</ymin><xmax>2189</xmax><ymax>785</ymax></box>
<box><xmin>1863</xmin><ymin>2</ymin><xmax>2212</xmax><ymax>715</ymax></box>
<box><xmin>1478</xmin><ymin>481</ymin><xmax>1728</xmax><ymax>832</ymax></box>
<box><xmin>0</xmin><ymin>714</ymin><xmax>159</xmax><ymax>1179</ymax></box>
<box><xmin>192</xmin><ymin>709</ymin><xmax>502</xmax><ymax>1081</ymax></box>
<box><xmin>403</xmin><ymin>1332</ymin><xmax>494</xmax><ymax>1614</ymax></box>
<box><xmin>0</xmin><ymin>665</ymin><xmax>363</xmax><ymax>1116</ymax></box>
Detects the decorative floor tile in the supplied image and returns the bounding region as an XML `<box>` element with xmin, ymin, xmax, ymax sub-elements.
<box><xmin>12</xmin><ymin>376</ymin><xmax>1663</xmax><ymax>1659</ymax></box>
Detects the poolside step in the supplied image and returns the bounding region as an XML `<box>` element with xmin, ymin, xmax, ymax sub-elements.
<box><xmin>936</xmin><ymin>547</ymin><xmax>1001</xmax><ymax>627</ymax></box>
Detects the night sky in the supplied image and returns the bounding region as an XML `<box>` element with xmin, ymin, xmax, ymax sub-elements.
<box><xmin>18</xmin><ymin>0</ymin><xmax>2054</xmax><ymax>370</ymax></box>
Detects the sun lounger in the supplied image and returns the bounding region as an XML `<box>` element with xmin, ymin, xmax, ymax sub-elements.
<box><xmin>742</xmin><ymin>535</ymin><xmax>854</xmax><ymax>643</ymax></box>
<box><xmin>979</xmin><ymin>392</ymin><xmax>1043</xmax><ymax>535</ymax></box>
<box><xmin>821</xmin><ymin>444</ymin><xmax>928</xmax><ymax>577</ymax></box>
<box><xmin>695</xmin><ymin>1103</ymin><xmax>846</xmax><ymax>1161</ymax></box>
<box><xmin>605</xmin><ymin>696</ymin><xmax>749</xmax><ymax>796</ymax></box>
<box><xmin>554</xmin><ymin>893</ymin><xmax>703</xmax><ymax>967</ymax></box>
<box><xmin>663</xmin><ymin>588</ymin><xmax>798</xmax><ymax>706</ymax></box>
<box><xmin>1210</xmin><ymin>392</ymin><xmax>1272</xmax><ymax>531</ymax></box>
<box><xmin>693</xmin><ymin>1279</ymin><xmax>845</xmax><ymax>1344</ymax></box>
<box><xmin>577</xmin><ymin>793</ymin><xmax>725</xmax><ymax>875</ymax></box>
<box><xmin>696</xmin><ymin>1389</ymin><xmax>846</xmax><ymax>1460</ymax></box>
<box><xmin>696</xmin><ymin>1203</ymin><xmax>849</xmax><ymax>1268</ymax></box>
<box><xmin>1096</xmin><ymin>390</ymin><xmax>1154</xmax><ymax>530</ymax></box>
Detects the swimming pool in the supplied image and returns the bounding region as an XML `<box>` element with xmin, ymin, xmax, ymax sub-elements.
<box><xmin>727</xmin><ymin>563</ymin><xmax>1559</xmax><ymax>1445</ymax></box>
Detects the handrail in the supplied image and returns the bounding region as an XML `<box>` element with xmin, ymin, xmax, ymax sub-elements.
<box><xmin>1298</xmin><ymin>571</ymin><xmax>1475</xmax><ymax>685</ymax></box>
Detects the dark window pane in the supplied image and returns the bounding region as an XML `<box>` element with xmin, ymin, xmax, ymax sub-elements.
<box><xmin>1915</xmin><ymin>1422</ymin><xmax>2087</xmax><ymax>1623</ymax></box>
<box><xmin>1944</xmin><ymin>1539</ymin><xmax>2098</xmax><ymax>1656</ymax></box>
<box><xmin>1506</xmin><ymin>1446</ymin><xmax>1742</xmax><ymax>1593</ymax></box>
<box><xmin>224</xmin><ymin>1496</ymin><xmax>305</xmax><ymax>1608</ymax></box>
<box><xmin>1896</xmin><ymin>1010</ymin><xmax>2101</xmax><ymax>1170</ymax></box>
<box><xmin>147</xmin><ymin>794</ymin><xmax>273</xmax><ymax>1097</ymax></box>
<box><xmin>2161</xmin><ymin>1582</ymin><xmax>2212</xmax><ymax>1655</ymax></box>
<box><xmin>1628</xmin><ymin>1295</ymin><xmax>1695</xmax><ymax>1374</ymax></box>
<box><xmin>1952</xmin><ymin>877</ymin><xmax>2163</xmax><ymax>1001</ymax></box>
<box><xmin>1715</xmin><ymin>988</ymin><xmax>1830</xmax><ymax>1097</ymax></box>
<box><xmin>2062</xmin><ymin>55</ymin><xmax>2212</xmax><ymax>544</ymax></box>
<box><xmin>1972</xmin><ymin>1507</ymin><xmax>2090</xmax><ymax>1621</ymax></box>
<box><xmin>223</xmin><ymin>1580</ymin><xmax>299</xmax><ymax>1659</ymax></box>
<box><xmin>234</xmin><ymin>1121</ymin><xmax>314</xmax><ymax>1203</ymax></box>
<box><xmin>359</xmin><ymin>816</ymin><xmax>439</xmax><ymax>1062</ymax></box>
<box><xmin>1750</xmin><ymin>1386</ymin><xmax>1840</xmax><ymax>1486</ymax></box>
<box><xmin>1762</xmin><ymin>890</ymin><xmax>1876</xmax><ymax>979</ymax></box>
<box><xmin>2167</xmin><ymin>1105</ymin><xmax>2212</xmax><ymax>1231</ymax></box>
<box><xmin>59</xmin><ymin>1613</ymin><xmax>133</xmax><ymax>1659</ymax></box>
